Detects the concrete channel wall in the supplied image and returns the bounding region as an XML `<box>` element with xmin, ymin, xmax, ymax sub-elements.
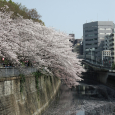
<box><xmin>0</xmin><ymin>68</ymin><xmax>61</xmax><ymax>115</ymax></box>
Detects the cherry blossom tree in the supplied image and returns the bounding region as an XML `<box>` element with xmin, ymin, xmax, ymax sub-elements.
<box><xmin>0</xmin><ymin>5</ymin><xmax>85</xmax><ymax>87</ymax></box>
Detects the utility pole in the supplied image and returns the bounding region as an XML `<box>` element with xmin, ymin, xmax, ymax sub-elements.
<box><xmin>111</xmin><ymin>57</ymin><xmax>112</xmax><ymax>67</ymax></box>
<box><xmin>102</xmin><ymin>51</ymin><xmax>103</xmax><ymax>66</ymax></box>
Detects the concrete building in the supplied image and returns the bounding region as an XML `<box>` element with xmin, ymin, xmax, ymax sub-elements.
<box><xmin>73</xmin><ymin>39</ymin><xmax>83</xmax><ymax>55</ymax></box>
<box><xmin>69</xmin><ymin>34</ymin><xmax>75</xmax><ymax>45</ymax></box>
<box><xmin>102</xmin><ymin>50</ymin><xmax>111</xmax><ymax>66</ymax></box>
<box><xmin>69</xmin><ymin>34</ymin><xmax>75</xmax><ymax>38</ymax></box>
<box><xmin>83</xmin><ymin>21</ymin><xmax>114</xmax><ymax>63</ymax></box>
<box><xmin>104</xmin><ymin>28</ymin><xmax>115</xmax><ymax>64</ymax></box>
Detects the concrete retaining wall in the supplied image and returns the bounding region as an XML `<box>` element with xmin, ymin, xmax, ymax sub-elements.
<box><xmin>97</xmin><ymin>72</ymin><xmax>108</xmax><ymax>84</ymax></box>
<box><xmin>0</xmin><ymin>73</ymin><xmax>61</xmax><ymax>115</ymax></box>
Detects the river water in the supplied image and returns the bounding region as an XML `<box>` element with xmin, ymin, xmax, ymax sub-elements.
<box><xmin>42</xmin><ymin>79</ymin><xmax>115</xmax><ymax>115</ymax></box>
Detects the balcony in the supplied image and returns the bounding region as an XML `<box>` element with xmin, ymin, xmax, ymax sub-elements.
<box><xmin>111</xmin><ymin>53</ymin><xmax>114</xmax><ymax>56</ymax></box>
<box><xmin>109</xmin><ymin>37</ymin><xmax>114</xmax><ymax>40</ymax></box>
<box><xmin>109</xmin><ymin>45</ymin><xmax>114</xmax><ymax>49</ymax></box>
<box><xmin>109</xmin><ymin>40</ymin><xmax>114</xmax><ymax>44</ymax></box>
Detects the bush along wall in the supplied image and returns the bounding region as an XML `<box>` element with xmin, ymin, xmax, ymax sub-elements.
<box><xmin>20</xmin><ymin>74</ymin><xmax>25</xmax><ymax>93</ymax></box>
<box><xmin>33</xmin><ymin>71</ymin><xmax>42</xmax><ymax>97</ymax></box>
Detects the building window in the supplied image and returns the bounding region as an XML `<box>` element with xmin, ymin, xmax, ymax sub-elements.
<box><xmin>106</xmin><ymin>33</ymin><xmax>110</xmax><ymax>35</ymax></box>
<box><xmin>85</xmin><ymin>39</ymin><xmax>93</xmax><ymax>41</ymax></box>
<box><xmin>100</xmin><ymin>37</ymin><xmax>104</xmax><ymax>39</ymax></box>
<box><xmin>85</xmin><ymin>30</ymin><xmax>93</xmax><ymax>32</ymax></box>
<box><xmin>100</xmin><ymin>33</ymin><xmax>105</xmax><ymax>34</ymax></box>
<box><xmin>89</xmin><ymin>34</ymin><xmax>94</xmax><ymax>36</ymax></box>
<box><xmin>106</xmin><ymin>28</ymin><xmax>111</xmax><ymax>30</ymax></box>
<box><xmin>94</xmin><ymin>29</ymin><xmax>97</xmax><ymax>31</ymax></box>
<box><xmin>86</xmin><ymin>44</ymin><xmax>92</xmax><ymax>45</ymax></box>
<box><xmin>110</xmin><ymin>34</ymin><xmax>114</xmax><ymax>37</ymax></box>
<box><xmin>99</xmin><ymin>28</ymin><xmax>105</xmax><ymax>30</ymax></box>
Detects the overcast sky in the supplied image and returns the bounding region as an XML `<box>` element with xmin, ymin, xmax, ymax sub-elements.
<box><xmin>11</xmin><ymin>0</ymin><xmax>115</xmax><ymax>39</ymax></box>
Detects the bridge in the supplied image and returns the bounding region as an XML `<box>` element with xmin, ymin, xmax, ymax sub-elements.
<box><xmin>82</xmin><ymin>59</ymin><xmax>114</xmax><ymax>72</ymax></box>
<box><xmin>81</xmin><ymin>59</ymin><xmax>115</xmax><ymax>86</ymax></box>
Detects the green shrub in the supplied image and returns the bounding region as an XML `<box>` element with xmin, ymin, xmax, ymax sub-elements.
<box><xmin>32</xmin><ymin>71</ymin><xmax>42</xmax><ymax>96</ymax></box>
<box><xmin>112</xmin><ymin>63</ymin><xmax>115</xmax><ymax>70</ymax></box>
<box><xmin>20</xmin><ymin>74</ymin><xmax>25</xmax><ymax>93</ymax></box>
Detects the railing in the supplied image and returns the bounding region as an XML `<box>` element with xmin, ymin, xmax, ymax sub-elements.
<box><xmin>109</xmin><ymin>40</ymin><xmax>113</xmax><ymax>44</ymax></box>
<box><xmin>82</xmin><ymin>59</ymin><xmax>111</xmax><ymax>70</ymax></box>
<box><xmin>109</xmin><ymin>45</ymin><xmax>114</xmax><ymax>49</ymax></box>
<box><xmin>0</xmin><ymin>67</ymin><xmax>37</xmax><ymax>78</ymax></box>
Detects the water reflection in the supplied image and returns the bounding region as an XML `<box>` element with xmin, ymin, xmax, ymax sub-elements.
<box><xmin>42</xmin><ymin>81</ymin><xmax>115</xmax><ymax>115</ymax></box>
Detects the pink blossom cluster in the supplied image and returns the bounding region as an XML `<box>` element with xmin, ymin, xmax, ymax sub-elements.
<box><xmin>0</xmin><ymin>5</ymin><xmax>85</xmax><ymax>87</ymax></box>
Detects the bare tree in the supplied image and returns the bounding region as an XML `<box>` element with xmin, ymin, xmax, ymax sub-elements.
<box><xmin>27</xmin><ymin>8</ymin><xmax>41</xmax><ymax>19</ymax></box>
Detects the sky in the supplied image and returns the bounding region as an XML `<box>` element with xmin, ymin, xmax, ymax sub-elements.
<box><xmin>11</xmin><ymin>0</ymin><xmax>115</xmax><ymax>39</ymax></box>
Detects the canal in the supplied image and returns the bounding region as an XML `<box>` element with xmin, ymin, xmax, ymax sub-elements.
<box><xmin>42</xmin><ymin>79</ymin><xmax>115</xmax><ymax>115</ymax></box>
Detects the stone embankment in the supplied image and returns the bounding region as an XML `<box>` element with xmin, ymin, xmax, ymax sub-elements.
<box><xmin>0</xmin><ymin>70</ymin><xmax>61</xmax><ymax>115</ymax></box>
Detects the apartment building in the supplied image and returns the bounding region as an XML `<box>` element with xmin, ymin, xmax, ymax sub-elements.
<box><xmin>83</xmin><ymin>21</ymin><xmax>114</xmax><ymax>63</ymax></box>
<box><xmin>104</xmin><ymin>28</ymin><xmax>115</xmax><ymax>64</ymax></box>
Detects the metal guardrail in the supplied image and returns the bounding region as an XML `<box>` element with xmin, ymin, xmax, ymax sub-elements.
<box><xmin>82</xmin><ymin>60</ymin><xmax>111</xmax><ymax>71</ymax></box>
<box><xmin>0</xmin><ymin>67</ymin><xmax>37</xmax><ymax>78</ymax></box>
